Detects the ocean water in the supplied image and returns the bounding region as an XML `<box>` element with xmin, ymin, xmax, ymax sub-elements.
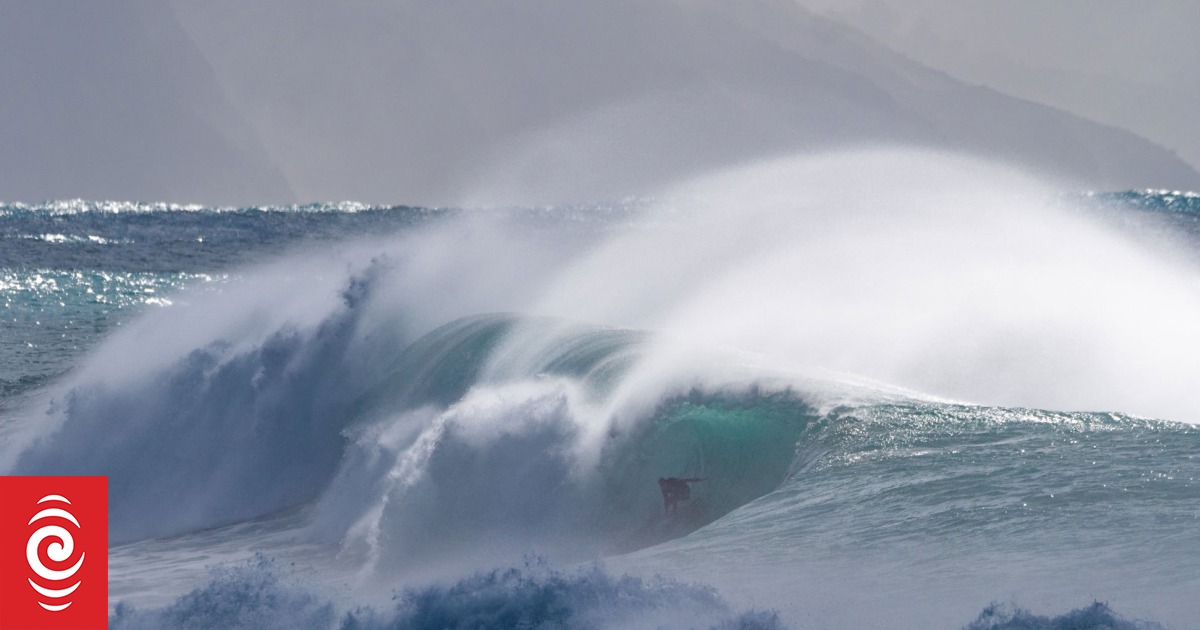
<box><xmin>2</xmin><ymin>153</ymin><xmax>1198</xmax><ymax>628</ymax></box>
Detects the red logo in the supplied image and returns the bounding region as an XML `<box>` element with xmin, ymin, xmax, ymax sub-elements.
<box><xmin>0</xmin><ymin>476</ymin><xmax>108</xmax><ymax>630</ymax></box>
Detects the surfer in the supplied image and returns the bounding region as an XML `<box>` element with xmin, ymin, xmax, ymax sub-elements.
<box><xmin>658</xmin><ymin>477</ymin><xmax>704</xmax><ymax>514</ymax></box>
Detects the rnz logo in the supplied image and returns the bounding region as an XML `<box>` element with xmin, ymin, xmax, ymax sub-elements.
<box><xmin>1</xmin><ymin>476</ymin><xmax>107</xmax><ymax>630</ymax></box>
<box><xmin>27</xmin><ymin>494</ymin><xmax>86</xmax><ymax>612</ymax></box>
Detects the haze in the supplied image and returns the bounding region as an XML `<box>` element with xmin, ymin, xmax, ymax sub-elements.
<box><xmin>2</xmin><ymin>0</ymin><xmax>1197</xmax><ymax>206</ymax></box>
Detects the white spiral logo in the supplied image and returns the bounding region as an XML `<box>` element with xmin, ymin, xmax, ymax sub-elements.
<box><xmin>26</xmin><ymin>494</ymin><xmax>85</xmax><ymax>612</ymax></box>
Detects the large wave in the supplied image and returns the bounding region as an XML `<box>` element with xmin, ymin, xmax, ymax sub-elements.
<box><xmin>6</xmin><ymin>150</ymin><xmax>1200</xmax><ymax>573</ymax></box>
<box><xmin>4</xmin><ymin>251</ymin><xmax>819</xmax><ymax>552</ymax></box>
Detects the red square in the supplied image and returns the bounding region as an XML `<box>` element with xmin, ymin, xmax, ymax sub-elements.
<box><xmin>0</xmin><ymin>477</ymin><xmax>108</xmax><ymax>630</ymax></box>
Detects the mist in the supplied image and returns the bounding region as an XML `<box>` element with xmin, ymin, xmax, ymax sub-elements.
<box><xmin>4</xmin><ymin>0</ymin><xmax>1198</xmax><ymax>205</ymax></box>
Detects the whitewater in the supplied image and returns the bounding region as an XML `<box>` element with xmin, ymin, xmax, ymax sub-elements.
<box><xmin>2</xmin><ymin>151</ymin><xmax>1199</xmax><ymax>628</ymax></box>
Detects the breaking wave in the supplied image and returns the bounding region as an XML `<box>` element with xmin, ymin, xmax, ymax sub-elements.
<box><xmin>4</xmin><ymin>152</ymin><xmax>1200</xmax><ymax>628</ymax></box>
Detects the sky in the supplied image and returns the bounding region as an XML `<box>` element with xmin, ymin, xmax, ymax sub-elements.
<box><xmin>2</xmin><ymin>0</ymin><xmax>1197</xmax><ymax>206</ymax></box>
